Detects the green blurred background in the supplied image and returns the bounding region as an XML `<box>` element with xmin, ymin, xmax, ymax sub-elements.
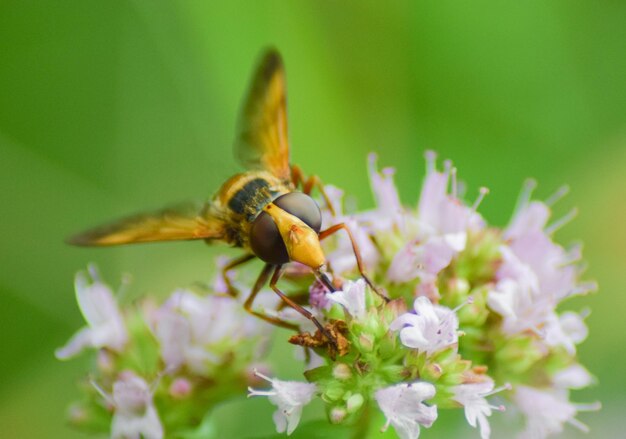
<box><xmin>1</xmin><ymin>1</ymin><xmax>625</xmax><ymax>438</ymax></box>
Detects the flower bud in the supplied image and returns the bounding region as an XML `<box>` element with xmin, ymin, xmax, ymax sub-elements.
<box><xmin>422</xmin><ymin>363</ymin><xmax>443</xmax><ymax>381</ymax></box>
<box><xmin>495</xmin><ymin>336</ymin><xmax>542</xmax><ymax>375</ymax></box>
<box><xmin>169</xmin><ymin>377</ymin><xmax>192</xmax><ymax>399</ymax></box>
<box><xmin>330</xmin><ymin>407</ymin><xmax>347</xmax><ymax>423</ymax></box>
<box><xmin>324</xmin><ymin>384</ymin><xmax>346</xmax><ymax>402</ymax></box>
<box><xmin>346</xmin><ymin>393</ymin><xmax>364</xmax><ymax>413</ymax></box>
<box><xmin>358</xmin><ymin>333</ymin><xmax>375</xmax><ymax>352</ymax></box>
<box><xmin>332</xmin><ymin>363</ymin><xmax>352</xmax><ymax>380</ymax></box>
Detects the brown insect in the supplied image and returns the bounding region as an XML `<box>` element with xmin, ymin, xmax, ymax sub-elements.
<box><xmin>68</xmin><ymin>49</ymin><xmax>381</xmax><ymax>344</ymax></box>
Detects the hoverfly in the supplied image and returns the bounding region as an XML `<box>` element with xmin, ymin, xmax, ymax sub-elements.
<box><xmin>69</xmin><ymin>49</ymin><xmax>382</xmax><ymax>345</ymax></box>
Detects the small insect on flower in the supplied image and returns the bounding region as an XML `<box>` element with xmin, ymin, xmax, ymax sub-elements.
<box><xmin>67</xmin><ymin>49</ymin><xmax>385</xmax><ymax>350</ymax></box>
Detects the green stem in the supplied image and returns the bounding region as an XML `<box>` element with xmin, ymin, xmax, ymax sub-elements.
<box><xmin>352</xmin><ymin>402</ymin><xmax>372</xmax><ymax>439</ymax></box>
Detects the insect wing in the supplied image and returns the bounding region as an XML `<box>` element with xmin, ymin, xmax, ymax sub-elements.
<box><xmin>68</xmin><ymin>202</ymin><xmax>224</xmax><ymax>246</ymax></box>
<box><xmin>235</xmin><ymin>49</ymin><xmax>291</xmax><ymax>181</ymax></box>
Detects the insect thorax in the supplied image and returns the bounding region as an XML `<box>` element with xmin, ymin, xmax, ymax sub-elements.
<box><xmin>210</xmin><ymin>171</ymin><xmax>291</xmax><ymax>248</ymax></box>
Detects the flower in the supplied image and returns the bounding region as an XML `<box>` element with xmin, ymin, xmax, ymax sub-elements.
<box><xmin>543</xmin><ymin>311</ymin><xmax>588</xmax><ymax>355</ymax></box>
<box><xmin>452</xmin><ymin>378</ymin><xmax>506</xmax><ymax>439</ymax></box>
<box><xmin>374</xmin><ymin>382</ymin><xmax>438</xmax><ymax>439</ymax></box>
<box><xmin>417</xmin><ymin>152</ymin><xmax>484</xmax><ymax>252</ymax></box>
<box><xmin>390</xmin><ymin>296</ymin><xmax>459</xmax><ymax>355</ymax></box>
<box><xmin>151</xmin><ymin>289</ymin><xmax>266</xmax><ymax>374</ymax></box>
<box><xmin>108</xmin><ymin>372</ymin><xmax>163</xmax><ymax>439</ymax></box>
<box><xmin>387</xmin><ymin>237</ymin><xmax>455</xmax><ymax>284</ymax></box>
<box><xmin>552</xmin><ymin>364</ymin><xmax>593</xmax><ymax>390</ymax></box>
<box><xmin>327</xmin><ymin>278</ymin><xmax>368</xmax><ymax>320</ymax></box>
<box><xmin>248</xmin><ymin>370</ymin><xmax>317</xmax><ymax>435</ymax></box>
<box><xmin>365</xmin><ymin>153</ymin><xmax>405</xmax><ymax>231</ymax></box>
<box><xmin>513</xmin><ymin>385</ymin><xmax>600</xmax><ymax>439</ymax></box>
<box><xmin>55</xmin><ymin>266</ymin><xmax>127</xmax><ymax>360</ymax></box>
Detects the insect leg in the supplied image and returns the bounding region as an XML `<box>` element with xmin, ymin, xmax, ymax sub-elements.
<box><xmin>221</xmin><ymin>253</ymin><xmax>256</xmax><ymax>297</ymax></box>
<box><xmin>291</xmin><ymin>165</ymin><xmax>336</xmax><ymax>216</ymax></box>
<box><xmin>269</xmin><ymin>266</ymin><xmax>338</xmax><ymax>349</ymax></box>
<box><xmin>319</xmin><ymin>223</ymin><xmax>389</xmax><ymax>302</ymax></box>
<box><xmin>244</xmin><ymin>264</ymin><xmax>300</xmax><ymax>331</ymax></box>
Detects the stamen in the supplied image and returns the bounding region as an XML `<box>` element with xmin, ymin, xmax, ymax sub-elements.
<box><xmin>559</xmin><ymin>243</ymin><xmax>583</xmax><ymax>266</ymax></box>
<box><xmin>567</xmin><ymin>418</ymin><xmax>590</xmax><ymax>433</ymax></box>
<box><xmin>451</xmin><ymin>167</ymin><xmax>458</xmax><ymax>199</ymax></box>
<box><xmin>545</xmin><ymin>185</ymin><xmax>570</xmax><ymax>207</ymax></box>
<box><xmin>545</xmin><ymin>208</ymin><xmax>578</xmax><ymax>234</ymax></box>
<box><xmin>90</xmin><ymin>378</ymin><xmax>114</xmax><ymax>406</ymax></box>
<box><xmin>487</xmin><ymin>403</ymin><xmax>506</xmax><ymax>412</ymax></box>
<box><xmin>247</xmin><ymin>387</ymin><xmax>276</xmax><ymax>398</ymax></box>
<box><xmin>425</xmin><ymin>150</ymin><xmax>437</xmax><ymax>174</ymax></box>
<box><xmin>87</xmin><ymin>263</ymin><xmax>101</xmax><ymax>282</ymax></box>
<box><xmin>367</xmin><ymin>153</ymin><xmax>379</xmax><ymax>197</ymax></box>
<box><xmin>513</xmin><ymin>179</ymin><xmax>537</xmax><ymax>217</ymax></box>
<box><xmin>149</xmin><ymin>367</ymin><xmax>171</xmax><ymax>395</ymax></box>
<box><xmin>382</xmin><ymin>167</ymin><xmax>395</xmax><ymax>177</ymax></box>
<box><xmin>484</xmin><ymin>382</ymin><xmax>512</xmax><ymax>397</ymax></box>
<box><xmin>452</xmin><ymin>296</ymin><xmax>474</xmax><ymax>314</ymax></box>
<box><xmin>251</xmin><ymin>369</ymin><xmax>274</xmax><ymax>384</ymax></box>
<box><xmin>117</xmin><ymin>272</ymin><xmax>133</xmax><ymax>300</ymax></box>
<box><xmin>380</xmin><ymin>418</ymin><xmax>391</xmax><ymax>433</ymax></box>
<box><xmin>367</xmin><ymin>152</ymin><xmax>378</xmax><ymax>170</ymax></box>
<box><xmin>567</xmin><ymin>282</ymin><xmax>598</xmax><ymax>297</ymax></box>
<box><xmin>457</xmin><ymin>180</ymin><xmax>467</xmax><ymax>198</ymax></box>
<box><xmin>472</xmin><ymin>187</ymin><xmax>490</xmax><ymax>211</ymax></box>
<box><xmin>574</xmin><ymin>401</ymin><xmax>602</xmax><ymax>412</ymax></box>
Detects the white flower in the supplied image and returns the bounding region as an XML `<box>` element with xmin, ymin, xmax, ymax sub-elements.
<box><xmin>55</xmin><ymin>266</ymin><xmax>127</xmax><ymax>360</ymax></box>
<box><xmin>374</xmin><ymin>382</ymin><xmax>438</xmax><ymax>439</ymax></box>
<box><xmin>504</xmin><ymin>200</ymin><xmax>550</xmax><ymax>240</ymax></box>
<box><xmin>110</xmin><ymin>372</ymin><xmax>163</xmax><ymax>439</ymax></box>
<box><xmin>543</xmin><ymin>311</ymin><xmax>588</xmax><ymax>355</ymax></box>
<box><xmin>365</xmin><ymin>153</ymin><xmax>405</xmax><ymax>232</ymax></box>
<box><xmin>417</xmin><ymin>153</ymin><xmax>484</xmax><ymax>253</ymax></box>
<box><xmin>552</xmin><ymin>364</ymin><xmax>593</xmax><ymax>390</ymax></box>
<box><xmin>513</xmin><ymin>385</ymin><xmax>601</xmax><ymax>439</ymax></box>
<box><xmin>387</xmin><ymin>237</ymin><xmax>455</xmax><ymax>284</ymax></box>
<box><xmin>487</xmin><ymin>246</ymin><xmax>551</xmax><ymax>334</ymax></box>
<box><xmin>151</xmin><ymin>289</ymin><xmax>266</xmax><ymax>374</ymax></box>
<box><xmin>390</xmin><ymin>296</ymin><xmax>459</xmax><ymax>355</ymax></box>
<box><xmin>452</xmin><ymin>378</ymin><xmax>506</xmax><ymax>439</ymax></box>
<box><xmin>248</xmin><ymin>370</ymin><xmax>317</xmax><ymax>435</ymax></box>
<box><xmin>327</xmin><ymin>278</ymin><xmax>368</xmax><ymax>320</ymax></box>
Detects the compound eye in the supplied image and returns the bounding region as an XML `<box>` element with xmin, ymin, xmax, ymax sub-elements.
<box><xmin>274</xmin><ymin>192</ymin><xmax>322</xmax><ymax>233</ymax></box>
<box><xmin>249</xmin><ymin>211</ymin><xmax>289</xmax><ymax>265</ymax></box>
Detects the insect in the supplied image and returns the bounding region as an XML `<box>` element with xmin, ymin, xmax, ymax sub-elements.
<box><xmin>68</xmin><ymin>49</ymin><xmax>382</xmax><ymax>346</ymax></box>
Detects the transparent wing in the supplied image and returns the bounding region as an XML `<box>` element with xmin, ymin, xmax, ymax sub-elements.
<box><xmin>67</xmin><ymin>202</ymin><xmax>225</xmax><ymax>246</ymax></box>
<box><xmin>234</xmin><ymin>49</ymin><xmax>291</xmax><ymax>181</ymax></box>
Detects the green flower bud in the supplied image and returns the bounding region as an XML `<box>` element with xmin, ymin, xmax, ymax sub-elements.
<box><xmin>333</xmin><ymin>363</ymin><xmax>352</xmax><ymax>381</ymax></box>
<box><xmin>358</xmin><ymin>333</ymin><xmax>375</xmax><ymax>353</ymax></box>
<box><xmin>495</xmin><ymin>335</ymin><xmax>543</xmax><ymax>376</ymax></box>
<box><xmin>330</xmin><ymin>407</ymin><xmax>347</xmax><ymax>423</ymax></box>
<box><xmin>346</xmin><ymin>393</ymin><xmax>364</xmax><ymax>413</ymax></box>
<box><xmin>324</xmin><ymin>384</ymin><xmax>346</xmax><ymax>402</ymax></box>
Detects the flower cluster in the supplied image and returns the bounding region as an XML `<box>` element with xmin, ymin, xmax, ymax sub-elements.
<box><xmin>58</xmin><ymin>152</ymin><xmax>599</xmax><ymax>438</ymax></box>
<box><xmin>56</xmin><ymin>264</ymin><xmax>271</xmax><ymax>438</ymax></box>
<box><xmin>248</xmin><ymin>152</ymin><xmax>599</xmax><ymax>438</ymax></box>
